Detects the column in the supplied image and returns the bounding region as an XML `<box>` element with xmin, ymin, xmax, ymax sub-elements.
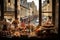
<box><xmin>39</xmin><ymin>0</ymin><xmax>42</xmax><ymax>26</ymax></box>
<box><xmin>15</xmin><ymin>0</ymin><xmax>17</xmax><ymax>19</ymax></box>
<box><xmin>52</xmin><ymin>0</ymin><xmax>56</xmax><ymax>25</ymax></box>
<box><xmin>1</xmin><ymin>0</ymin><xmax>4</xmax><ymax>20</ymax></box>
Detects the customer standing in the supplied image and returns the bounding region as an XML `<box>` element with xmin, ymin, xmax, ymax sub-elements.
<box><xmin>20</xmin><ymin>20</ymin><xmax>26</xmax><ymax>30</ymax></box>
<box><xmin>12</xmin><ymin>18</ymin><xmax>19</xmax><ymax>28</ymax></box>
<box><xmin>2</xmin><ymin>19</ymin><xmax>8</xmax><ymax>31</ymax></box>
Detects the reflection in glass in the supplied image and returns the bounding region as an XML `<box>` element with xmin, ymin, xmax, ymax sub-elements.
<box><xmin>42</xmin><ymin>0</ymin><xmax>52</xmax><ymax>26</ymax></box>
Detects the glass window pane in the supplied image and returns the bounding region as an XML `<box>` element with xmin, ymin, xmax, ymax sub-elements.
<box><xmin>42</xmin><ymin>0</ymin><xmax>53</xmax><ymax>26</ymax></box>
<box><xmin>4</xmin><ymin>0</ymin><xmax>15</xmax><ymax>21</ymax></box>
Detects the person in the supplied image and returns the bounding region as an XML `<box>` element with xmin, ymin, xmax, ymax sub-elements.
<box><xmin>43</xmin><ymin>16</ymin><xmax>53</xmax><ymax>26</ymax></box>
<box><xmin>0</xmin><ymin>20</ymin><xmax>3</xmax><ymax>30</ymax></box>
<box><xmin>46</xmin><ymin>16</ymin><xmax>52</xmax><ymax>24</ymax></box>
<box><xmin>20</xmin><ymin>20</ymin><xmax>26</xmax><ymax>30</ymax></box>
<box><xmin>26</xmin><ymin>20</ymin><xmax>31</xmax><ymax>33</ymax></box>
<box><xmin>2</xmin><ymin>19</ymin><xmax>8</xmax><ymax>31</ymax></box>
<box><xmin>12</xmin><ymin>18</ymin><xmax>19</xmax><ymax>28</ymax></box>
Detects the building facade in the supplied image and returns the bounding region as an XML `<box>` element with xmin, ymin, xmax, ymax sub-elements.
<box><xmin>3</xmin><ymin>0</ymin><xmax>38</xmax><ymax>23</ymax></box>
<box><xmin>42</xmin><ymin>0</ymin><xmax>52</xmax><ymax>16</ymax></box>
<box><xmin>20</xmin><ymin>0</ymin><xmax>30</xmax><ymax>18</ymax></box>
<box><xmin>4</xmin><ymin>0</ymin><xmax>20</xmax><ymax>22</ymax></box>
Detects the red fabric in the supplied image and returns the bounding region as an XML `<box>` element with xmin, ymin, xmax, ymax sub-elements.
<box><xmin>21</xmin><ymin>22</ymin><xmax>25</xmax><ymax>27</ymax></box>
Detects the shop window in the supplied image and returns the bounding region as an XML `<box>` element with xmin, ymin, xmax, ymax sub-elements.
<box><xmin>42</xmin><ymin>0</ymin><xmax>53</xmax><ymax>26</ymax></box>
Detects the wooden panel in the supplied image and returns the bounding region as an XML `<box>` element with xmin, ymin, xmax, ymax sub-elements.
<box><xmin>52</xmin><ymin>0</ymin><xmax>56</xmax><ymax>25</ymax></box>
<box><xmin>1</xmin><ymin>0</ymin><xmax>4</xmax><ymax>20</ymax></box>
